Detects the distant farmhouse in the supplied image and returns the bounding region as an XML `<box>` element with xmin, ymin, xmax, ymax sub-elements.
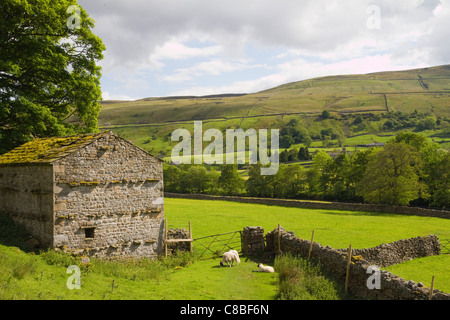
<box><xmin>0</xmin><ymin>131</ymin><xmax>164</xmax><ymax>259</ymax></box>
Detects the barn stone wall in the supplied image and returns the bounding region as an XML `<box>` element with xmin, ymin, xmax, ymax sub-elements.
<box><xmin>0</xmin><ymin>165</ymin><xmax>54</xmax><ymax>247</ymax></box>
<box><xmin>54</xmin><ymin>132</ymin><xmax>162</xmax><ymax>183</ymax></box>
<box><xmin>52</xmin><ymin>133</ymin><xmax>164</xmax><ymax>259</ymax></box>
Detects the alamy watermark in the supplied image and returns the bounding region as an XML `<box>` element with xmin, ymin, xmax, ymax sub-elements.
<box><xmin>66</xmin><ymin>265</ymin><xmax>81</xmax><ymax>290</ymax></box>
<box><xmin>366</xmin><ymin>265</ymin><xmax>381</xmax><ymax>290</ymax></box>
<box><xmin>367</xmin><ymin>4</ymin><xmax>381</xmax><ymax>30</ymax></box>
<box><xmin>67</xmin><ymin>5</ymin><xmax>82</xmax><ymax>30</ymax></box>
<box><xmin>171</xmin><ymin>121</ymin><xmax>280</xmax><ymax>175</ymax></box>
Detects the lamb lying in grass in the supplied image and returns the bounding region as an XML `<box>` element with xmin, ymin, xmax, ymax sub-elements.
<box><xmin>257</xmin><ymin>263</ymin><xmax>274</xmax><ymax>273</ymax></box>
<box><xmin>220</xmin><ymin>249</ymin><xmax>240</xmax><ymax>267</ymax></box>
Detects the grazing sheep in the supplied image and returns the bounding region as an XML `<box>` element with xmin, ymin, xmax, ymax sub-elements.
<box><xmin>257</xmin><ymin>263</ymin><xmax>274</xmax><ymax>273</ymax></box>
<box><xmin>220</xmin><ymin>251</ymin><xmax>235</xmax><ymax>267</ymax></box>
<box><xmin>230</xmin><ymin>250</ymin><xmax>240</xmax><ymax>264</ymax></box>
<box><xmin>220</xmin><ymin>250</ymin><xmax>240</xmax><ymax>267</ymax></box>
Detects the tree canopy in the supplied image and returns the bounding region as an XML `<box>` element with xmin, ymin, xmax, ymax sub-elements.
<box><xmin>163</xmin><ymin>132</ymin><xmax>449</xmax><ymax>209</ymax></box>
<box><xmin>218</xmin><ymin>164</ymin><xmax>245</xmax><ymax>195</ymax></box>
<box><xmin>0</xmin><ymin>0</ymin><xmax>105</xmax><ymax>153</ymax></box>
<box><xmin>357</xmin><ymin>141</ymin><xmax>427</xmax><ymax>206</ymax></box>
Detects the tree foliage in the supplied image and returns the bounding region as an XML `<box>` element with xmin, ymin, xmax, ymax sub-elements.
<box><xmin>218</xmin><ymin>165</ymin><xmax>245</xmax><ymax>195</ymax></box>
<box><xmin>163</xmin><ymin>132</ymin><xmax>449</xmax><ymax>209</ymax></box>
<box><xmin>357</xmin><ymin>142</ymin><xmax>427</xmax><ymax>206</ymax></box>
<box><xmin>0</xmin><ymin>0</ymin><xmax>105</xmax><ymax>153</ymax></box>
<box><xmin>246</xmin><ymin>163</ymin><xmax>273</xmax><ymax>197</ymax></box>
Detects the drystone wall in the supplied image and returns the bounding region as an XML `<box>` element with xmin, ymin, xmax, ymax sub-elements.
<box><xmin>0</xmin><ymin>165</ymin><xmax>54</xmax><ymax>247</ymax></box>
<box><xmin>243</xmin><ymin>226</ymin><xmax>450</xmax><ymax>300</ymax></box>
<box><xmin>166</xmin><ymin>228</ymin><xmax>191</xmax><ymax>253</ymax></box>
<box><xmin>242</xmin><ymin>226</ymin><xmax>265</xmax><ymax>256</ymax></box>
<box><xmin>53</xmin><ymin>133</ymin><xmax>165</xmax><ymax>259</ymax></box>
<box><xmin>345</xmin><ymin>236</ymin><xmax>442</xmax><ymax>268</ymax></box>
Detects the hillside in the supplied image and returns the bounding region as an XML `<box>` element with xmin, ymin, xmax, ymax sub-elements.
<box><xmin>99</xmin><ymin>65</ymin><xmax>450</xmax><ymax>124</ymax></box>
<box><xmin>98</xmin><ymin>65</ymin><xmax>450</xmax><ymax>157</ymax></box>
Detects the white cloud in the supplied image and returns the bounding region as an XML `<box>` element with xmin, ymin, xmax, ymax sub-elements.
<box><xmin>149</xmin><ymin>39</ymin><xmax>223</xmax><ymax>66</ymax></box>
<box><xmin>162</xmin><ymin>58</ymin><xmax>265</xmax><ymax>83</ymax></box>
<box><xmin>77</xmin><ymin>0</ymin><xmax>449</xmax><ymax>98</ymax></box>
<box><xmin>102</xmin><ymin>91</ymin><xmax>138</xmax><ymax>101</ymax></box>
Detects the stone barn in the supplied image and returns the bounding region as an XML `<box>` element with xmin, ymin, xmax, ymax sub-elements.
<box><xmin>0</xmin><ymin>131</ymin><xmax>164</xmax><ymax>259</ymax></box>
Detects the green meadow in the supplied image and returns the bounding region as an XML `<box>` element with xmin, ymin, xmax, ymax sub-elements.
<box><xmin>165</xmin><ymin>197</ymin><xmax>450</xmax><ymax>294</ymax></box>
<box><xmin>164</xmin><ymin>198</ymin><xmax>450</xmax><ymax>249</ymax></box>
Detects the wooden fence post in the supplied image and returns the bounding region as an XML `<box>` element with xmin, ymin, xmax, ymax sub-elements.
<box><xmin>429</xmin><ymin>276</ymin><xmax>435</xmax><ymax>300</ymax></box>
<box><xmin>164</xmin><ymin>218</ymin><xmax>168</xmax><ymax>257</ymax></box>
<box><xmin>345</xmin><ymin>244</ymin><xmax>352</xmax><ymax>294</ymax></box>
<box><xmin>277</xmin><ymin>224</ymin><xmax>281</xmax><ymax>255</ymax></box>
<box><xmin>308</xmin><ymin>230</ymin><xmax>315</xmax><ymax>260</ymax></box>
<box><xmin>189</xmin><ymin>221</ymin><xmax>193</xmax><ymax>252</ymax></box>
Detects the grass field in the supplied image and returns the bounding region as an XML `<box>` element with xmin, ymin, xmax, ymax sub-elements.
<box><xmin>0</xmin><ymin>245</ymin><xmax>277</xmax><ymax>300</ymax></box>
<box><xmin>0</xmin><ymin>235</ymin><xmax>278</xmax><ymax>300</ymax></box>
<box><xmin>165</xmin><ymin>198</ymin><xmax>450</xmax><ymax>249</ymax></box>
<box><xmin>1</xmin><ymin>197</ymin><xmax>449</xmax><ymax>300</ymax></box>
<box><xmin>164</xmin><ymin>197</ymin><xmax>450</xmax><ymax>293</ymax></box>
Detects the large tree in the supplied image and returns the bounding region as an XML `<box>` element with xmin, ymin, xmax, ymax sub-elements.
<box><xmin>428</xmin><ymin>152</ymin><xmax>450</xmax><ymax>209</ymax></box>
<box><xmin>218</xmin><ymin>165</ymin><xmax>245</xmax><ymax>195</ymax></box>
<box><xmin>357</xmin><ymin>142</ymin><xmax>427</xmax><ymax>206</ymax></box>
<box><xmin>0</xmin><ymin>0</ymin><xmax>105</xmax><ymax>153</ymax></box>
<box><xmin>306</xmin><ymin>150</ymin><xmax>333</xmax><ymax>198</ymax></box>
<box><xmin>273</xmin><ymin>163</ymin><xmax>307</xmax><ymax>199</ymax></box>
<box><xmin>246</xmin><ymin>163</ymin><xmax>274</xmax><ymax>198</ymax></box>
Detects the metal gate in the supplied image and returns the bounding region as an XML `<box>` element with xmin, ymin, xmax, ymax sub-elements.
<box><xmin>193</xmin><ymin>230</ymin><xmax>242</xmax><ymax>259</ymax></box>
<box><xmin>441</xmin><ymin>239</ymin><xmax>450</xmax><ymax>254</ymax></box>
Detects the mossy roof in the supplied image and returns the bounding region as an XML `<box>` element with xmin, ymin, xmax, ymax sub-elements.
<box><xmin>0</xmin><ymin>131</ymin><xmax>110</xmax><ymax>165</ymax></box>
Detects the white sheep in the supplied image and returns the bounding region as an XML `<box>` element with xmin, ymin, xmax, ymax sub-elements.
<box><xmin>220</xmin><ymin>249</ymin><xmax>240</xmax><ymax>267</ymax></box>
<box><xmin>230</xmin><ymin>250</ymin><xmax>240</xmax><ymax>264</ymax></box>
<box><xmin>220</xmin><ymin>251</ymin><xmax>235</xmax><ymax>267</ymax></box>
<box><xmin>257</xmin><ymin>263</ymin><xmax>274</xmax><ymax>273</ymax></box>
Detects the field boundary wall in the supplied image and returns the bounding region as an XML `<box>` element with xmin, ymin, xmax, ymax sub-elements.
<box><xmin>243</xmin><ymin>226</ymin><xmax>450</xmax><ymax>300</ymax></box>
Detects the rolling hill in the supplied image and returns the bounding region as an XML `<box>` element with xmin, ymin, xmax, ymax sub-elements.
<box><xmin>98</xmin><ymin>65</ymin><xmax>450</xmax><ymax>157</ymax></box>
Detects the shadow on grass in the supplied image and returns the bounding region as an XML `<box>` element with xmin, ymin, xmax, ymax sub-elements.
<box><xmin>252</xmin><ymin>201</ymin><xmax>402</xmax><ymax>218</ymax></box>
<box><xmin>312</xmin><ymin>209</ymin><xmax>401</xmax><ymax>218</ymax></box>
<box><xmin>0</xmin><ymin>213</ymin><xmax>41</xmax><ymax>253</ymax></box>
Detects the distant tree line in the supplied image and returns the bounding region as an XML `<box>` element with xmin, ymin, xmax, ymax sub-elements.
<box><xmin>164</xmin><ymin>132</ymin><xmax>450</xmax><ymax>210</ymax></box>
<box><xmin>277</xmin><ymin>111</ymin><xmax>450</xmax><ymax>151</ymax></box>
<box><xmin>280</xmin><ymin>146</ymin><xmax>311</xmax><ymax>163</ymax></box>
<box><xmin>164</xmin><ymin>163</ymin><xmax>245</xmax><ymax>196</ymax></box>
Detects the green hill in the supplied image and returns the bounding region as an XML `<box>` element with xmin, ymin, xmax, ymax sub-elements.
<box><xmin>98</xmin><ymin>65</ymin><xmax>450</xmax><ymax>157</ymax></box>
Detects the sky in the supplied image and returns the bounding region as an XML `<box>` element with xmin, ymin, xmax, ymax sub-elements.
<box><xmin>77</xmin><ymin>0</ymin><xmax>450</xmax><ymax>101</ymax></box>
